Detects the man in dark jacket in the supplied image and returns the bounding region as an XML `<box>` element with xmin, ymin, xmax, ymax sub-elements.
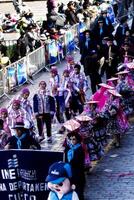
<box><xmin>115</xmin><ymin>16</ymin><xmax>130</xmax><ymax>47</ymax></box>
<box><xmin>101</xmin><ymin>37</ymin><xmax>119</xmax><ymax>79</ymax></box>
<box><xmin>84</xmin><ymin>50</ymin><xmax>102</xmax><ymax>94</ymax></box>
<box><xmin>65</xmin><ymin>1</ymin><xmax>79</xmax><ymax>25</ymax></box>
<box><xmin>80</xmin><ymin>30</ymin><xmax>97</xmax><ymax>74</ymax></box>
<box><xmin>33</xmin><ymin>81</ymin><xmax>55</xmax><ymax>143</ymax></box>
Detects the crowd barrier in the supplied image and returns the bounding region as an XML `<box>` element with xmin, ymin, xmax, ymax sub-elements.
<box><xmin>0</xmin><ymin>22</ymin><xmax>88</xmax><ymax>97</ymax></box>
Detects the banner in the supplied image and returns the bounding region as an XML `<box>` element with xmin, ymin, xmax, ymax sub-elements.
<box><xmin>17</xmin><ymin>59</ymin><xmax>27</xmax><ymax>85</ymax></box>
<box><xmin>7</xmin><ymin>66</ymin><xmax>17</xmax><ymax>89</ymax></box>
<box><xmin>65</xmin><ymin>30</ymin><xmax>75</xmax><ymax>53</ymax></box>
<box><xmin>48</xmin><ymin>41</ymin><xmax>58</xmax><ymax>65</ymax></box>
<box><xmin>0</xmin><ymin>150</ymin><xmax>63</xmax><ymax>200</ymax></box>
<box><xmin>0</xmin><ymin>69</ymin><xmax>4</xmax><ymax>96</ymax></box>
<box><xmin>57</xmin><ymin>36</ymin><xmax>65</xmax><ymax>61</ymax></box>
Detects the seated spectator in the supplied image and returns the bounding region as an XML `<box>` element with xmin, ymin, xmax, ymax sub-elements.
<box><xmin>65</xmin><ymin>1</ymin><xmax>79</xmax><ymax>25</ymax></box>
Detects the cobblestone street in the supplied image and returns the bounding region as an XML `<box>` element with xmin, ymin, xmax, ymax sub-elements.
<box><xmin>85</xmin><ymin>121</ymin><xmax>134</xmax><ymax>200</ymax></box>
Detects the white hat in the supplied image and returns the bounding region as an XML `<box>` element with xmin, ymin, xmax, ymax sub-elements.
<box><xmin>108</xmin><ymin>89</ymin><xmax>122</xmax><ymax>97</ymax></box>
<box><xmin>63</xmin><ymin>119</ymin><xmax>80</xmax><ymax>131</ymax></box>
<box><xmin>98</xmin><ymin>83</ymin><xmax>114</xmax><ymax>89</ymax></box>
<box><xmin>75</xmin><ymin>115</ymin><xmax>93</xmax><ymax>122</ymax></box>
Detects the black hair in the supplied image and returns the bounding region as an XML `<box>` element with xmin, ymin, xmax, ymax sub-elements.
<box><xmin>67</xmin><ymin>132</ymin><xmax>82</xmax><ymax>143</ymax></box>
<box><xmin>74</xmin><ymin>64</ymin><xmax>81</xmax><ymax>70</ymax></box>
<box><xmin>0</xmin><ymin>119</ymin><xmax>4</xmax><ymax>128</ymax></box>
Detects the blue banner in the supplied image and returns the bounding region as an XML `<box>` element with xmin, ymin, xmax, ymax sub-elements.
<box><xmin>65</xmin><ymin>30</ymin><xmax>75</xmax><ymax>53</ymax></box>
<box><xmin>0</xmin><ymin>150</ymin><xmax>63</xmax><ymax>200</ymax></box>
<box><xmin>17</xmin><ymin>60</ymin><xmax>27</xmax><ymax>85</ymax></box>
<box><xmin>48</xmin><ymin>41</ymin><xmax>58</xmax><ymax>65</ymax></box>
<box><xmin>7</xmin><ymin>67</ymin><xmax>17</xmax><ymax>88</ymax></box>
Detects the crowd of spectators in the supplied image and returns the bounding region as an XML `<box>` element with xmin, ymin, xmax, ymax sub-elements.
<box><xmin>0</xmin><ymin>0</ymin><xmax>133</xmax><ymax>64</ymax></box>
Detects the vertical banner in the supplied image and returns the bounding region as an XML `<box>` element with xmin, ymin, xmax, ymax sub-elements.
<box><xmin>48</xmin><ymin>41</ymin><xmax>58</xmax><ymax>65</ymax></box>
<box><xmin>7</xmin><ymin>65</ymin><xmax>17</xmax><ymax>89</ymax></box>
<box><xmin>17</xmin><ymin>59</ymin><xmax>27</xmax><ymax>85</ymax></box>
<box><xmin>65</xmin><ymin>30</ymin><xmax>75</xmax><ymax>53</ymax></box>
<box><xmin>0</xmin><ymin>150</ymin><xmax>63</xmax><ymax>200</ymax></box>
<box><xmin>57</xmin><ymin>36</ymin><xmax>65</xmax><ymax>61</ymax></box>
<box><xmin>0</xmin><ymin>69</ymin><xmax>4</xmax><ymax>96</ymax></box>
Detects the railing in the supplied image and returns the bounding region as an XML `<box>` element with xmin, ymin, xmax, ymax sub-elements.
<box><xmin>0</xmin><ymin>22</ymin><xmax>87</xmax><ymax>98</ymax></box>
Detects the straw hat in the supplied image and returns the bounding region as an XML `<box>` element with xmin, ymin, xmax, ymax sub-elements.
<box><xmin>98</xmin><ymin>83</ymin><xmax>114</xmax><ymax>89</ymax></box>
<box><xmin>75</xmin><ymin>115</ymin><xmax>93</xmax><ymax>122</ymax></box>
<box><xmin>63</xmin><ymin>119</ymin><xmax>80</xmax><ymax>131</ymax></box>
<box><xmin>108</xmin><ymin>89</ymin><xmax>122</xmax><ymax>97</ymax></box>
<box><xmin>107</xmin><ymin>77</ymin><xmax>119</xmax><ymax>82</ymax></box>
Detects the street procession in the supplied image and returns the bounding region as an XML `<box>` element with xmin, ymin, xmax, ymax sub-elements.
<box><xmin>0</xmin><ymin>0</ymin><xmax>134</xmax><ymax>199</ymax></box>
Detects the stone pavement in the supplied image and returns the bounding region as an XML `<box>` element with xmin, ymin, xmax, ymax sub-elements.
<box><xmin>84</xmin><ymin>120</ymin><xmax>134</xmax><ymax>200</ymax></box>
<box><xmin>0</xmin><ymin>52</ymin><xmax>88</xmax><ymax>151</ymax></box>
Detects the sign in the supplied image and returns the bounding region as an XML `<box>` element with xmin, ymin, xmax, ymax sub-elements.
<box><xmin>0</xmin><ymin>150</ymin><xmax>63</xmax><ymax>200</ymax></box>
<box><xmin>17</xmin><ymin>59</ymin><xmax>27</xmax><ymax>85</ymax></box>
<box><xmin>57</xmin><ymin>36</ymin><xmax>65</xmax><ymax>61</ymax></box>
<box><xmin>7</xmin><ymin>66</ymin><xmax>17</xmax><ymax>89</ymax></box>
<box><xmin>48</xmin><ymin>41</ymin><xmax>58</xmax><ymax>65</ymax></box>
<box><xmin>0</xmin><ymin>69</ymin><xmax>4</xmax><ymax>96</ymax></box>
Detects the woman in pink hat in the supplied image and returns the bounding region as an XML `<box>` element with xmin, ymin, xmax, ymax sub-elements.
<box><xmin>83</xmin><ymin>101</ymin><xmax>105</xmax><ymax>160</ymax></box>
<box><xmin>65</xmin><ymin>55</ymin><xmax>75</xmax><ymax>73</ymax></box>
<box><xmin>106</xmin><ymin>90</ymin><xmax>128</xmax><ymax>148</ymax></box>
<box><xmin>18</xmin><ymin>88</ymin><xmax>34</xmax><ymax>127</ymax></box>
<box><xmin>116</xmin><ymin>71</ymin><xmax>133</xmax><ymax>115</ymax></box>
<box><xmin>0</xmin><ymin>108</ymin><xmax>11</xmax><ymax>137</ymax></box>
<box><xmin>107</xmin><ymin>77</ymin><xmax>119</xmax><ymax>87</ymax></box>
<box><xmin>92</xmin><ymin>83</ymin><xmax>114</xmax><ymax>112</ymax></box>
<box><xmin>8</xmin><ymin>99</ymin><xmax>27</xmax><ymax>135</ymax></box>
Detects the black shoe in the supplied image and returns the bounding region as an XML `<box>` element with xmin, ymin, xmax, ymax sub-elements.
<box><xmin>47</xmin><ymin>138</ymin><xmax>52</xmax><ymax>143</ymax></box>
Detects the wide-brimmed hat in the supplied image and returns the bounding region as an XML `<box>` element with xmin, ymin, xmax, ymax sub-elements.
<box><xmin>85</xmin><ymin>100</ymin><xmax>99</xmax><ymax>104</ymax></box>
<box><xmin>11</xmin><ymin>122</ymin><xmax>24</xmax><ymax>129</ymax></box>
<box><xmin>63</xmin><ymin>119</ymin><xmax>80</xmax><ymax>131</ymax></box>
<box><xmin>108</xmin><ymin>89</ymin><xmax>122</xmax><ymax>97</ymax></box>
<box><xmin>98</xmin><ymin>83</ymin><xmax>114</xmax><ymax>89</ymax></box>
<box><xmin>107</xmin><ymin>77</ymin><xmax>119</xmax><ymax>82</ymax></box>
<box><xmin>75</xmin><ymin>115</ymin><xmax>92</xmax><ymax>122</ymax></box>
<box><xmin>116</xmin><ymin>70</ymin><xmax>129</xmax><ymax>75</ymax></box>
